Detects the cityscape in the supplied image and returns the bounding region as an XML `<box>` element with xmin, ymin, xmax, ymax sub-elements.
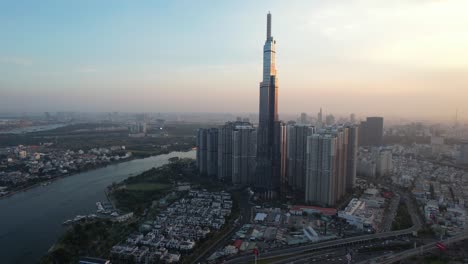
<box><xmin>1</xmin><ymin>1</ymin><xmax>468</xmax><ymax>264</ymax></box>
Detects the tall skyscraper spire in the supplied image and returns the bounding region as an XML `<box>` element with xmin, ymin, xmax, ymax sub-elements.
<box><xmin>267</xmin><ymin>12</ymin><xmax>272</xmax><ymax>39</ymax></box>
<box><xmin>256</xmin><ymin>12</ymin><xmax>281</xmax><ymax>197</ymax></box>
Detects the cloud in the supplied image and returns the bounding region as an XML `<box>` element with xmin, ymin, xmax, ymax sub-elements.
<box><xmin>0</xmin><ymin>57</ymin><xmax>33</xmax><ymax>66</ymax></box>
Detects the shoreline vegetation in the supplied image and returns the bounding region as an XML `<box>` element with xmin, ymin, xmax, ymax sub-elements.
<box><xmin>41</xmin><ymin>156</ymin><xmax>238</xmax><ymax>264</ymax></box>
<box><xmin>0</xmin><ymin>143</ymin><xmax>194</xmax><ymax>200</ymax></box>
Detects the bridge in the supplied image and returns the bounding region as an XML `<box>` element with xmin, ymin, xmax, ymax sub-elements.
<box><xmin>358</xmin><ymin>231</ymin><xmax>468</xmax><ymax>264</ymax></box>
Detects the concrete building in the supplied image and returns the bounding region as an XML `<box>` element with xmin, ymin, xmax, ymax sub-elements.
<box><xmin>196</xmin><ymin>128</ymin><xmax>218</xmax><ymax>177</ymax></box>
<box><xmin>206</xmin><ymin>128</ymin><xmax>219</xmax><ymax>177</ymax></box>
<box><xmin>279</xmin><ymin>123</ymin><xmax>288</xmax><ymax>193</ymax></box>
<box><xmin>232</xmin><ymin>124</ymin><xmax>257</xmax><ymax>185</ymax></box>
<box><xmin>196</xmin><ymin>129</ymin><xmax>208</xmax><ymax>175</ymax></box>
<box><xmin>375</xmin><ymin>148</ymin><xmax>393</xmax><ymax>177</ymax></box>
<box><xmin>305</xmin><ymin>126</ymin><xmax>356</xmax><ymax>206</ymax></box>
<box><xmin>359</xmin><ymin>117</ymin><xmax>384</xmax><ymax>147</ymax></box>
<box><xmin>286</xmin><ymin>124</ymin><xmax>315</xmax><ymax>191</ymax></box>
<box><xmin>305</xmin><ymin>132</ymin><xmax>337</xmax><ymax>206</ymax></box>
<box><xmin>346</xmin><ymin>126</ymin><xmax>359</xmax><ymax>191</ymax></box>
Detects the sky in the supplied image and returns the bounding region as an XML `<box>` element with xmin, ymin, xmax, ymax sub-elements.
<box><xmin>1</xmin><ymin>0</ymin><xmax>467</xmax><ymax>122</ymax></box>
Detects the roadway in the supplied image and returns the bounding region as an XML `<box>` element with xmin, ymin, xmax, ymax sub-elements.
<box><xmin>192</xmin><ymin>188</ymin><xmax>253</xmax><ymax>264</ymax></box>
<box><xmin>225</xmin><ymin>183</ymin><xmax>422</xmax><ymax>264</ymax></box>
<box><xmin>357</xmin><ymin>231</ymin><xmax>468</xmax><ymax>264</ymax></box>
<box><xmin>224</xmin><ymin>225</ymin><xmax>419</xmax><ymax>263</ymax></box>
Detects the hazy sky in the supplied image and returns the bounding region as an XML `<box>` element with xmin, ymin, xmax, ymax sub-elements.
<box><xmin>1</xmin><ymin>0</ymin><xmax>467</xmax><ymax>121</ymax></box>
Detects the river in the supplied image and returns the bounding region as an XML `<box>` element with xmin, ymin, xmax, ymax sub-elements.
<box><xmin>0</xmin><ymin>150</ymin><xmax>195</xmax><ymax>264</ymax></box>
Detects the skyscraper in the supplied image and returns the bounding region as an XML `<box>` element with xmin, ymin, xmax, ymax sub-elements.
<box><xmin>197</xmin><ymin>128</ymin><xmax>219</xmax><ymax>177</ymax></box>
<box><xmin>286</xmin><ymin>124</ymin><xmax>315</xmax><ymax>192</ymax></box>
<box><xmin>305</xmin><ymin>126</ymin><xmax>357</xmax><ymax>206</ymax></box>
<box><xmin>232</xmin><ymin>124</ymin><xmax>257</xmax><ymax>185</ymax></box>
<box><xmin>217</xmin><ymin>120</ymin><xmax>256</xmax><ymax>183</ymax></box>
<box><xmin>317</xmin><ymin>108</ymin><xmax>323</xmax><ymax>129</ymax></box>
<box><xmin>206</xmin><ymin>128</ymin><xmax>219</xmax><ymax>177</ymax></box>
<box><xmin>305</xmin><ymin>133</ymin><xmax>337</xmax><ymax>206</ymax></box>
<box><xmin>256</xmin><ymin>12</ymin><xmax>281</xmax><ymax>196</ymax></box>
<box><xmin>196</xmin><ymin>129</ymin><xmax>208</xmax><ymax>175</ymax></box>
<box><xmin>346</xmin><ymin>126</ymin><xmax>358</xmax><ymax>191</ymax></box>
<box><xmin>217</xmin><ymin>122</ymin><xmax>235</xmax><ymax>181</ymax></box>
<box><xmin>359</xmin><ymin>117</ymin><xmax>384</xmax><ymax>146</ymax></box>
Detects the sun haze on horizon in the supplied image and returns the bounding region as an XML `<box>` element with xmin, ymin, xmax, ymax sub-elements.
<box><xmin>1</xmin><ymin>0</ymin><xmax>467</xmax><ymax>122</ymax></box>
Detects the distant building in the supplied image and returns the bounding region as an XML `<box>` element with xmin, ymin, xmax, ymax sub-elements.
<box><xmin>375</xmin><ymin>148</ymin><xmax>393</xmax><ymax>177</ymax></box>
<box><xmin>458</xmin><ymin>141</ymin><xmax>468</xmax><ymax>165</ymax></box>
<box><xmin>196</xmin><ymin>129</ymin><xmax>209</xmax><ymax>175</ymax></box>
<box><xmin>350</xmin><ymin>113</ymin><xmax>356</xmax><ymax>124</ymax></box>
<box><xmin>299</xmin><ymin>113</ymin><xmax>309</xmax><ymax>124</ymax></box>
<box><xmin>359</xmin><ymin>117</ymin><xmax>384</xmax><ymax>147</ymax></box>
<box><xmin>317</xmin><ymin>108</ymin><xmax>323</xmax><ymax>129</ymax></box>
<box><xmin>325</xmin><ymin>114</ymin><xmax>335</xmax><ymax>126</ymax></box>
<box><xmin>357</xmin><ymin>147</ymin><xmax>393</xmax><ymax>178</ymax></box>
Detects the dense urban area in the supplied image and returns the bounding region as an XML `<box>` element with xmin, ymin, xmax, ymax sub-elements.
<box><xmin>2</xmin><ymin>9</ymin><xmax>468</xmax><ymax>264</ymax></box>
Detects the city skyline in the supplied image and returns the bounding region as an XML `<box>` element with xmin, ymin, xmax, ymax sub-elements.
<box><xmin>1</xmin><ymin>0</ymin><xmax>468</xmax><ymax>121</ymax></box>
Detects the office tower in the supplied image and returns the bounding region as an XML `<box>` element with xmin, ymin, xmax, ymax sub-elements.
<box><xmin>286</xmin><ymin>124</ymin><xmax>315</xmax><ymax>192</ymax></box>
<box><xmin>206</xmin><ymin>128</ymin><xmax>218</xmax><ymax>177</ymax></box>
<box><xmin>196</xmin><ymin>129</ymin><xmax>208</xmax><ymax>175</ymax></box>
<box><xmin>305</xmin><ymin>126</ymin><xmax>355</xmax><ymax>206</ymax></box>
<box><xmin>232</xmin><ymin>124</ymin><xmax>257</xmax><ymax>185</ymax></box>
<box><xmin>256</xmin><ymin>12</ymin><xmax>281</xmax><ymax>196</ymax></box>
<box><xmin>317</xmin><ymin>108</ymin><xmax>323</xmax><ymax>128</ymax></box>
<box><xmin>359</xmin><ymin>117</ymin><xmax>384</xmax><ymax>146</ymax></box>
<box><xmin>346</xmin><ymin>125</ymin><xmax>358</xmax><ymax>191</ymax></box>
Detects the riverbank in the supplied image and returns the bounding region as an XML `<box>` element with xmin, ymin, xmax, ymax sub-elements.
<box><xmin>0</xmin><ymin>146</ymin><xmax>195</xmax><ymax>200</ymax></box>
<box><xmin>0</xmin><ymin>150</ymin><xmax>197</xmax><ymax>264</ymax></box>
<box><xmin>41</xmin><ymin>157</ymin><xmax>236</xmax><ymax>264</ymax></box>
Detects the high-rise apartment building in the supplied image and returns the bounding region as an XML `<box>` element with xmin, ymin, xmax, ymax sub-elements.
<box><xmin>217</xmin><ymin>122</ymin><xmax>235</xmax><ymax>181</ymax></box>
<box><xmin>197</xmin><ymin>128</ymin><xmax>219</xmax><ymax>177</ymax></box>
<box><xmin>196</xmin><ymin>129</ymin><xmax>208</xmax><ymax>175</ymax></box>
<box><xmin>346</xmin><ymin>126</ymin><xmax>359</xmax><ymax>191</ymax></box>
<box><xmin>305</xmin><ymin>126</ymin><xmax>357</xmax><ymax>206</ymax></box>
<box><xmin>286</xmin><ymin>124</ymin><xmax>315</xmax><ymax>191</ymax></box>
<box><xmin>232</xmin><ymin>124</ymin><xmax>257</xmax><ymax>185</ymax></box>
<box><xmin>305</xmin><ymin>133</ymin><xmax>337</xmax><ymax>206</ymax></box>
<box><xmin>206</xmin><ymin>128</ymin><xmax>218</xmax><ymax>177</ymax></box>
<box><xmin>217</xmin><ymin>120</ymin><xmax>257</xmax><ymax>183</ymax></box>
